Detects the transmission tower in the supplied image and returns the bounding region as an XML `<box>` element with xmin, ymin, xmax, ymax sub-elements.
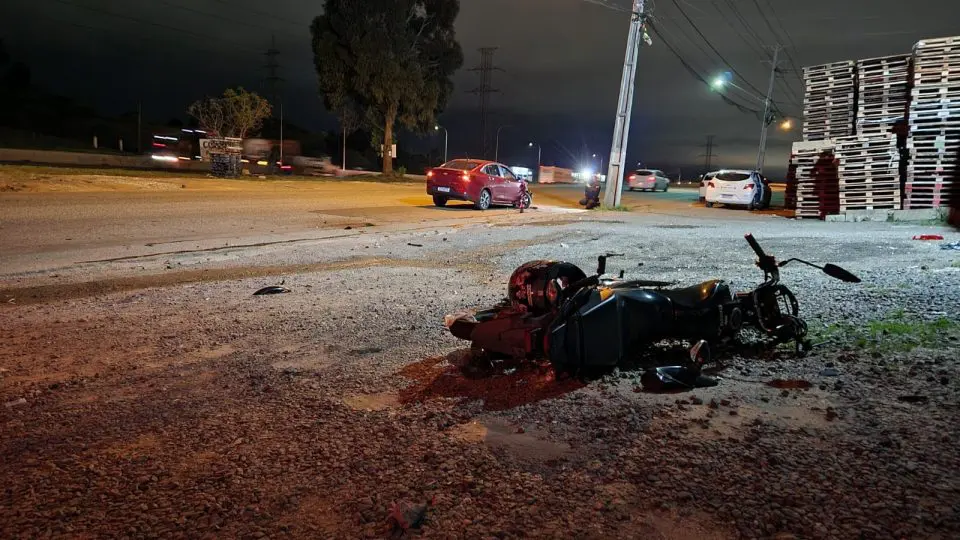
<box><xmin>698</xmin><ymin>135</ymin><xmax>718</xmax><ymax>173</ymax></box>
<box><xmin>263</xmin><ymin>35</ymin><xmax>283</xmax><ymax>111</ymax></box>
<box><xmin>468</xmin><ymin>47</ymin><xmax>502</xmax><ymax>158</ymax></box>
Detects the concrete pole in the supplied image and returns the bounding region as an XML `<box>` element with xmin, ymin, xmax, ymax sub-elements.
<box><xmin>603</xmin><ymin>0</ymin><xmax>646</xmax><ymax>208</ymax></box>
<box><xmin>756</xmin><ymin>45</ymin><xmax>781</xmax><ymax>173</ymax></box>
<box><xmin>495</xmin><ymin>125</ymin><xmax>510</xmax><ymax>162</ymax></box>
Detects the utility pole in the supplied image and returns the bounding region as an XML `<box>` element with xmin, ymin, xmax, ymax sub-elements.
<box><xmin>756</xmin><ymin>44</ymin><xmax>781</xmax><ymax>173</ymax></box>
<box><xmin>264</xmin><ymin>35</ymin><xmax>283</xmax><ymax>114</ymax></box>
<box><xmin>279</xmin><ymin>101</ymin><xmax>284</xmax><ymax>162</ymax></box>
<box><xmin>468</xmin><ymin>47</ymin><xmax>502</xmax><ymax>158</ymax></box>
<box><xmin>699</xmin><ymin>135</ymin><xmax>717</xmax><ymax>173</ymax></box>
<box><xmin>137</xmin><ymin>101</ymin><xmax>142</xmax><ymax>154</ymax></box>
<box><xmin>603</xmin><ymin>0</ymin><xmax>647</xmax><ymax>208</ymax></box>
<box><xmin>495</xmin><ymin>125</ymin><xmax>511</xmax><ymax>162</ymax></box>
<box><xmin>342</xmin><ymin>126</ymin><xmax>347</xmax><ymax>170</ymax></box>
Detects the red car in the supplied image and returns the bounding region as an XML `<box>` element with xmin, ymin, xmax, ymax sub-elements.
<box><xmin>426</xmin><ymin>159</ymin><xmax>531</xmax><ymax>210</ymax></box>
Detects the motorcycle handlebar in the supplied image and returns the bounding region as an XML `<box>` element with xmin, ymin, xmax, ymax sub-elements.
<box><xmin>744</xmin><ymin>233</ymin><xmax>767</xmax><ymax>258</ymax></box>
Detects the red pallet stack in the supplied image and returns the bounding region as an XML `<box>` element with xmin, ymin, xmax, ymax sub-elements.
<box><xmin>792</xmin><ymin>140</ymin><xmax>840</xmax><ymax>219</ymax></box>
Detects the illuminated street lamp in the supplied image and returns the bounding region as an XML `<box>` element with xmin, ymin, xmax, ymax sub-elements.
<box><xmin>780</xmin><ymin>118</ymin><xmax>794</xmax><ymax>130</ymax></box>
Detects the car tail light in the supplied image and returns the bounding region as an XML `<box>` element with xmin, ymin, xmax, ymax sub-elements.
<box><xmin>699</xmin><ymin>181</ymin><xmax>705</xmax><ymax>187</ymax></box>
<box><xmin>629</xmin><ymin>175</ymin><xmax>636</xmax><ymax>180</ymax></box>
<box><xmin>427</xmin><ymin>170</ymin><xmax>434</xmax><ymax>178</ymax></box>
<box><xmin>707</xmin><ymin>181</ymin><xmax>716</xmax><ymax>188</ymax></box>
<box><xmin>648</xmin><ymin>176</ymin><xmax>655</xmax><ymax>181</ymax></box>
<box><xmin>462</xmin><ymin>172</ymin><xmax>470</xmax><ymax>181</ymax></box>
<box><xmin>743</xmin><ymin>184</ymin><xmax>754</xmax><ymax>190</ymax></box>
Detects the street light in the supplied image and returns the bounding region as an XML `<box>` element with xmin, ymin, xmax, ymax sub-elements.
<box><xmin>495</xmin><ymin>125</ymin><xmax>511</xmax><ymax>162</ymax></box>
<box><xmin>434</xmin><ymin>125</ymin><xmax>448</xmax><ymax>163</ymax></box>
<box><xmin>780</xmin><ymin>118</ymin><xmax>794</xmax><ymax>130</ymax></box>
<box><xmin>592</xmin><ymin>153</ymin><xmax>604</xmax><ymax>174</ymax></box>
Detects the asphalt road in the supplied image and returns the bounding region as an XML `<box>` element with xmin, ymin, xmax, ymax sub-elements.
<box><xmin>0</xmin><ymin>171</ymin><xmax>792</xmax><ymax>281</ymax></box>
<box><xmin>0</xmin><ymin>177</ymin><xmax>714</xmax><ymax>278</ymax></box>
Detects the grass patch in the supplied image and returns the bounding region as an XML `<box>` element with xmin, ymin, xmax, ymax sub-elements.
<box><xmin>810</xmin><ymin>309</ymin><xmax>959</xmax><ymax>353</ymax></box>
<box><xmin>950</xmin><ymin>261</ymin><xmax>960</xmax><ymax>268</ymax></box>
<box><xmin>600</xmin><ymin>204</ymin><xmax>631</xmax><ymax>212</ymax></box>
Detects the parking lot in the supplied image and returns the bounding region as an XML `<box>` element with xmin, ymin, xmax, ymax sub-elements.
<box><xmin>2</xmin><ymin>168</ymin><xmax>959</xmax><ymax>539</ymax></box>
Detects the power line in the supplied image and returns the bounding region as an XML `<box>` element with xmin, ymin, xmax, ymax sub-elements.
<box><xmin>718</xmin><ymin>0</ymin><xmax>768</xmax><ymax>53</ymax></box>
<box><xmin>647</xmin><ymin>18</ymin><xmax>762</xmax><ymax>118</ymax></box>
<box><xmin>47</xmin><ymin>0</ymin><xmax>261</xmax><ymax>54</ymax></box>
<box><xmin>206</xmin><ymin>0</ymin><xmax>304</xmax><ymax>27</ymax></box>
<box><xmin>32</xmin><ymin>11</ymin><xmax>246</xmax><ymax>65</ymax></box>
<box><xmin>745</xmin><ymin>0</ymin><xmax>804</xmax><ymax>110</ymax></box>
<box><xmin>156</xmin><ymin>0</ymin><xmax>290</xmax><ymax>34</ymax></box>
<box><xmin>709</xmin><ymin>1</ymin><xmax>766</xmax><ymax>61</ymax></box>
<box><xmin>666</xmin><ymin>0</ymin><xmax>766</xmax><ymax>97</ymax></box>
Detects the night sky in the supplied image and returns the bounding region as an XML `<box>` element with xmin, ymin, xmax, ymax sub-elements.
<box><xmin>3</xmin><ymin>0</ymin><xmax>957</xmax><ymax>177</ymax></box>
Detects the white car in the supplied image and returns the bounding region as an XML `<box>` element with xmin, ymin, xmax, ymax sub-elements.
<box><xmin>627</xmin><ymin>169</ymin><xmax>670</xmax><ymax>192</ymax></box>
<box><xmin>703</xmin><ymin>169</ymin><xmax>771</xmax><ymax>210</ymax></box>
<box><xmin>698</xmin><ymin>170</ymin><xmax>720</xmax><ymax>202</ymax></box>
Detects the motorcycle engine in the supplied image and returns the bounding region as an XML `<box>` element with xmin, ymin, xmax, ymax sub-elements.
<box><xmin>508</xmin><ymin>261</ymin><xmax>587</xmax><ymax>315</ymax></box>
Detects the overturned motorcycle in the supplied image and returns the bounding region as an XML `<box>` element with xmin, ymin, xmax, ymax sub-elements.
<box><xmin>445</xmin><ymin>234</ymin><xmax>861</xmax><ymax>387</ymax></box>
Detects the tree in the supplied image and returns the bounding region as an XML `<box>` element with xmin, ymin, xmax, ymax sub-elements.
<box><xmin>311</xmin><ymin>0</ymin><xmax>463</xmax><ymax>174</ymax></box>
<box><xmin>187</xmin><ymin>87</ymin><xmax>272</xmax><ymax>139</ymax></box>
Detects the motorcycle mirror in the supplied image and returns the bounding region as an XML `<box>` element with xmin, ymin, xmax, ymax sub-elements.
<box><xmin>822</xmin><ymin>263</ymin><xmax>861</xmax><ymax>283</ymax></box>
<box><xmin>689</xmin><ymin>340</ymin><xmax>711</xmax><ymax>368</ymax></box>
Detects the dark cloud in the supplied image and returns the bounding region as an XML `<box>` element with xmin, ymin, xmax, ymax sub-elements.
<box><xmin>2</xmin><ymin>0</ymin><xmax>956</xmax><ymax>176</ymax></box>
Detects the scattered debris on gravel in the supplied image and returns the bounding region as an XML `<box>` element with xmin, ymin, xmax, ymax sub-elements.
<box><xmin>2</xmin><ymin>215</ymin><xmax>959</xmax><ymax>539</ymax></box>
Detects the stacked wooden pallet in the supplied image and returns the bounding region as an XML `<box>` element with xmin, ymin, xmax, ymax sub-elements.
<box><xmin>791</xmin><ymin>140</ymin><xmax>840</xmax><ymax>218</ymax></box>
<box><xmin>856</xmin><ymin>55</ymin><xmax>911</xmax><ymax>136</ymax></box>
<box><xmin>905</xmin><ymin>36</ymin><xmax>960</xmax><ymax>209</ymax></box>
<box><xmin>833</xmin><ymin>135</ymin><xmax>902</xmax><ymax>210</ymax></box>
<box><xmin>803</xmin><ymin>61</ymin><xmax>856</xmax><ymax>141</ymax></box>
<box><xmin>784</xmin><ymin>159</ymin><xmax>798</xmax><ymax>211</ymax></box>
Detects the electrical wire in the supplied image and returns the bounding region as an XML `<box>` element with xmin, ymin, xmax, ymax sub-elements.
<box><xmin>46</xmin><ymin>0</ymin><xmax>262</xmax><ymax>55</ymax></box>
<box><xmin>719</xmin><ymin>0</ymin><xmax>768</xmax><ymax>54</ymax></box>
<box><xmin>745</xmin><ymin>0</ymin><xmax>805</xmax><ymax>113</ymax></box>
<box><xmin>647</xmin><ymin>18</ymin><xmax>763</xmax><ymax>119</ymax></box>
<box><xmin>205</xmin><ymin>0</ymin><xmax>305</xmax><ymax>27</ymax></box>
<box><xmin>709</xmin><ymin>1</ymin><xmax>767</xmax><ymax>61</ymax></box>
<box><xmin>666</xmin><ymin>0</ymin><xmax>766</xmax><ymax>97</ymax></box>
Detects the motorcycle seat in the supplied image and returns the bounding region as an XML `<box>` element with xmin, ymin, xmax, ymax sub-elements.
<box><xmin>659</xmin><ymin>280</ymin><xmax>723</xmax><ymax>309</ymax></box>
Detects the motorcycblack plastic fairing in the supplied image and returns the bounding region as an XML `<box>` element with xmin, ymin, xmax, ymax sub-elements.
<box><xmin>548</xmin><ymin>280</ymin><xmax>733</xmax><ymax>369</ymax></box>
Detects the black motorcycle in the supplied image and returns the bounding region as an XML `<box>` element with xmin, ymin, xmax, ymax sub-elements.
<box><xmin>446</xmin><ymin>234</ymin><xmax>861</xmax><ymax>375</ymax></box>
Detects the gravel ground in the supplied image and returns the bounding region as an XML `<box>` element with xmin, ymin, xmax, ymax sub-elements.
<box><xmin>1</xmin><ymin>211</ymin><xmax>959</xmax><ymax>539</ymax></box>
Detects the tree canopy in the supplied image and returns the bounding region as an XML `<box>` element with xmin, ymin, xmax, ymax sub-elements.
<box><xmin>311</xmin><ymin>0</ymin><xmax>463</xmax><ymax>173</ymax></box>
<box><xmin>187</xmin><ymin>87</ymin><xmax>272</xmax><ymax>139</ymax></box>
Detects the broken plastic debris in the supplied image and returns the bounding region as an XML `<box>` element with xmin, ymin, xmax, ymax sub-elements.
<box><xmin>253</xmin><ymin>286</ymin><xmax>291</xmax><ymax>296</ymax></box>
<box><xmin>4</xmin><ymin>398</ymin><xmax>27</xmax><ymax>408</ymax></box>
<box><xmin>912</xmin><ymin>235</ymin><xmax>944</xmax><ymax>241</ymax></box>
<box><xmin>640</xmin><ymin>366</ymin><xmax>718</xmax><ymax>392</ymax></box>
